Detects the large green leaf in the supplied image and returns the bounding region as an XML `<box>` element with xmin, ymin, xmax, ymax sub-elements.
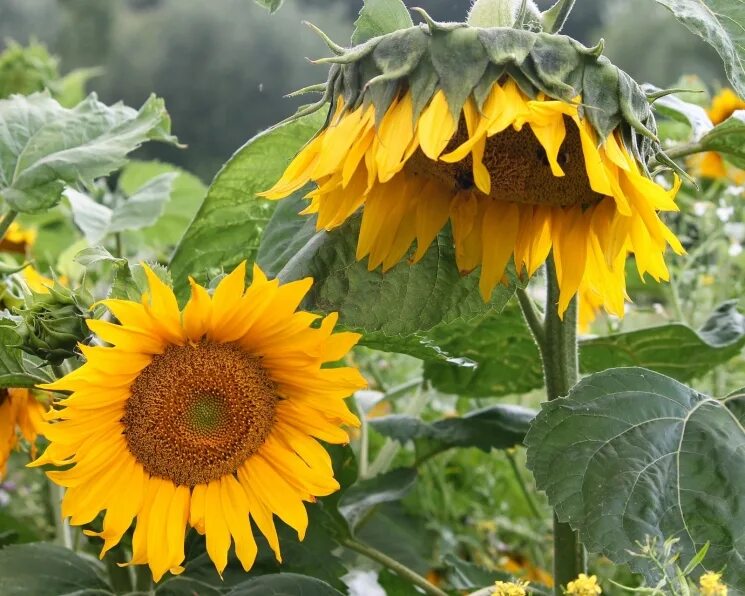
<box><xmin>338</xmin><ymin>467</ymin><xmax>417</xmax><ymax>531</ymax></box>
<box><xmin>0</xmin><ymin>93</ymin><xmax>174</xmax><ymax>213</ymax></box>
<box><xmin>370</xmin><ymin>405</ymin><xmax>535</xmax><ymax>461</ymax></box>
<box><xmin>526</xmin><ymin>367</ymin><xmax>745</xmax><ymax>589</ymax></box>
<box><xmin>258</xmin><ymin>197</ymin><xmax>518</xmax><ymax>358</ymax></box>
<box><xmin>424</xmin><ymin>301</ymin><xmax>745</xmax><ymax>397</ymax></box>
<box><xmin>698</xmin><ymin>110</ymin><xmax>745</xmax><ymax>168</ymax></box>
<box><xmin>225</xmin><ymin>574</ymin><xmax>343</xmax><ymax>595</ymax></box>
<box><xmin>0</xmin><ymin>326</ymin><xmax>51</xmax><ymax>388</ymax></box>
<box><xmin>351</xmin><ymin>0</ymin><xmax>414</xmax><ymax>45</ymax></box>
<box><xmin>169</xmin><ymin>112</ymin><xmax>325</xmax><ymax>299</ymax></box>
<box><xmin>0</xmin><ymin>543</ymin><xmax>111</xmax><ymax>595</ymax></box>
<box><xmin>652</xmin><ymin>0</ymin><xmax>745</xmax><ymax>97</ymax></box>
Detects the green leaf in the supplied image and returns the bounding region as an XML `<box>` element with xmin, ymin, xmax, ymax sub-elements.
<box><xmin>253</xmin><ymin>0</ymin><xmax>284</xmax><ymax>14</ymax></box>
<box><xmin>108</xmin><ymin>172</ymin><xmax>177</xmax><ymax>234</ymax></box>
<box><xmin>0</xmin><ymin>543</ymin><xmax>111</xmax><ymax>595</ymax></box>
<box><xmin>225</xmin><ymin>574</ymin><xmax>343</xmax><ymax>595</ymax></box>
<box><xmin>118</xmin><ymin>160</ymin><xmax>207</xmax><ymax>251</ymax></box>
<box><xmin>0</xmin><ymin>326</ymin><xmax>52</xmax><ymax>388</ymax></box>
<box><xmin>526</xmin><ymin>367</ymin><xmax>745</xmax><ymax>589</ymax></box>
<box><xmin>371</xmin><ymin>405</ymin><xmax>535</xmax><ymax>461</ymax></box>
<box><xmin>698</xmin><ymin>110</ymin><xmax>745</xmax><ymax>168</ymax></box>
<box><xmin>580</xmin><ymin>301</ymin><xmax>745</xmax><ymax>382</ymax></box>
<box><xmin>0</xmin><ymin>93</ymin><xmax>175</xmax><ymax>213</ymax></box>
<box><xmin>259</xmin><ymin>202</ymin><xmax>518</xmax><ymax>358</ymax></box>
<box><xmin>169</xmin><ymin>112</ymin><xmax>325</xmax><ymax>299</ymax></box>
<box><xmin>644</xmin><ymin>84</ymin><xmax>713</xmax><ymax>140</ymax></box>
<box><xmin>652</xmin><ymin>0</ymin><xmax>745</xmax><ymax>97</ymax></box>
<box><xmin>155</xmin><ymin>576</ymin><xmax>222</xmax><ymax>596</ymax></box>
<box><xmin>443</xmin><ymin>554</ymin><xmax>511</xmax><ymax>590</ymax></box>
<box><xmin>352</xmin><ymin>0</ymin><xmax>414</xmax><ymax>45</ymax></box>
<box><xmin>64</xmin><ymin>188</ymin><xmax>112</xmax><ymax>244</ymax></box>
<box><xmin>338</xmin><ymin>467</ymin><xmax>417</xmax><ymax>531</ymax></box>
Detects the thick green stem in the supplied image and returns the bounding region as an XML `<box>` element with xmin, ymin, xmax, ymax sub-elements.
<box><xmin>543</xmin><ymin>257</ymin><xmax>584</xmax><ymax>592</ymax></box>
<box><xmin>0</xmin><ymin>210</ymin><xmax>19</xmax><ymax>243</ymax></box>
<box><xmin>341</xmin><ymin>537</ymin><xmax>448</xmax><ymax>596</ymax></box>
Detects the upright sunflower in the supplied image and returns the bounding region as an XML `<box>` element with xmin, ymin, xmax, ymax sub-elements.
<box><xmin>0</xmin><ymin>388</ymin><xmax>46</xmax><ymax>478</ymax></box>
<box><xmin>261</xmin><ymin>12</ymin><xmax>685</xmax><ymax>318</ymax></box>
<box><xmin>32</xmin><ymin>263</ymin><xmax>366</xmax><ymax>581</ymax></box>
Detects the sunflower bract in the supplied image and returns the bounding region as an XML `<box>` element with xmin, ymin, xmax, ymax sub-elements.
<box><xmin>31</xmin><ymin>263</ymin><xmax>366</xmax><ymax>581</ymax></box>
<box><xmin>261</xmin><ymin>21</ymin><xmax>686</xmax><ymax>319</ymax></box>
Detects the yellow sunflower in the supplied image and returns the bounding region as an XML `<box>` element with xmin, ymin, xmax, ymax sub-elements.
<box><xmin>691</xmin><ymin>88</ymin><xmax>745</xmax><ymax>182</ymax></box>
<box><xmin>0</xmin><ymin>221</ymin><xmax>36</xmax><ymax>254</ymax></box>
<box><xmin>0</xmin><ymin>388</ymin><xmax>47</xmax><ymax>478</ymax></box>
<box><xmin>31</xmin><ymin>262</ymin><xmax>366</xmax><ymax>581</ymax></box>
<box><xmin>261</xmin><ymin>20</ymin><xmax>683</xmax><ymax>319</ymax></box>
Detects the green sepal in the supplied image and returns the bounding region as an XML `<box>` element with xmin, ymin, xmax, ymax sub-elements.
<box><xmin>370</xmin><ymin>28</ymin><xmax>428</xmax><ymax>84</ymax></box>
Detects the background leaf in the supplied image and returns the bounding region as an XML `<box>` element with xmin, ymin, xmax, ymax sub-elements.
<box><xmin>225</xmin><ymin>573</ymin><xmax>343</xmax><ymax>595</ymax></box>
<box><xmin>253</xmin><ymin>0</ymin><xmax>284</xmax><ymax>14</ymax></box>
<box><xmin>338</xmin><ymin>467</ymin><xmax>417</xmax><ymax>531</ymax></box>
<box><xmin>0</xmin><ymin>326</ymin><xmax>51</xmax><ymax>388</ymax></box>
<box><xmin>168</xmin><ymin>111</ymin><xmax>325</xmax><ymax>299</ymax></box>
<box><xmin>652</xmin><ymin>0</ymin><xmax>745</xmax><ymax>96</ymax></box>
<box><xmin>0</xmin><ymin>543</ymin><xmax>111</xmax><ymax>595</ymax></box>
<box><xmin>351</xmin><ymin>0</ymin><xmax>414</xmax><ymax>45</ymax></box>
<box><xmin>526</xmin><ymin>367</ymin><xmax>745</xmax><ymax>589</ymax></box>
<box><xmin>698</xmin><ymin>110</ymin><xmax>745</xmax><ymax>168</ymax></box>
<box><xmin>0</xmin><ymin>92</ymin><xmax>174</xmax><ymax>213</ymax></box>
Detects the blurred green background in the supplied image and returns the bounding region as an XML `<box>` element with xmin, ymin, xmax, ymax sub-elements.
<box><xmin>0</xmin><ymin>0</ymin><xmax>726</xmax><ymax>181</ymax></box>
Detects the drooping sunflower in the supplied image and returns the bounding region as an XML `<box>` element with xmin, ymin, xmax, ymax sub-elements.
<box><xmin>0</xmin><ymin>388</ymin><xmax>47</xmax><ymax>478</ymax></box>
<box><xmin>261</xmin><ymin>14</ymin><xmax>685</xmax><ymax>318</ymax></box>
<box><xmin>31</xmin><ymin>263</ymin><xmax>366</xmax><ymax>581</ymax></box>
<box><xmin>692</xmin><ymin>88</ymin><xmax>745</xmax><ymax>182</ymax></box>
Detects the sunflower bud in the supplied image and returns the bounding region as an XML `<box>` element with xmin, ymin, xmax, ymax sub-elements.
<box><xmin>12</xmin><ymin>284</ymin><xmax>91</xmax><ymax>365</ymax></box>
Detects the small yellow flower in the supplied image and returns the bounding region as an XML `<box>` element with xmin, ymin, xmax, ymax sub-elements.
<box><xmin>565</xmin><ymin>573</ymin><xmax>602</xmax><ymax>595</ymax></box>
<box><xmin>699</xmin><ymin>571</ymin><xmax>727</xmax><ymax>596</ymax></box>
<box><xmin>493</xmin><ymin>579</ymin><xmax>530</xmax><ymax>596</ymax></box>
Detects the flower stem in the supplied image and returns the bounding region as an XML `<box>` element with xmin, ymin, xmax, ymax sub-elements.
<box><xmin>0</xmin><ymin>210</ymin><xmax>19</xmax><ymax>244</ymax></box>
<box><xmin>505</xmin><ymin>449</ymin><xmax>543</xmax><ymax>520</ymax></box>
<box><xmin>104</xmin><ymin>546</ymin><xmax>133</xmax><ymax>594</ymax></box>
<box><xmin>518</xmin><ymin>256</ymin><xmax>585</xmax><ymax>593</ymax></box>
<box><xmin>341</xmin><ymin>537</ymin><xmax>447</xmax><ymax>596</ymax></box>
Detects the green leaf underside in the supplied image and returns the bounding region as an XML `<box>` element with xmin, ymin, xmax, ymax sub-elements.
<box><xmin>0</xmin><ymin>92</ymin><xmax>174</xmax><ymax>213</ymax></box>
<box><xmin>0</xmin><ymin>543</ymin><xmax>111</xmax><ymax>595</ymax></box>
<box><xmin>351</xmin><ymin>0</ymin><xmax>414</xmax><ymax>45</ymax></box>
<box><xmin>0</xmin><ymin>326</ymin><xmax>51</xmax><ymax>388</ymax></box>
<box><xmin>370</xmin><ymin>404</ymin><xmax>535</xmax><ymax>461</ymax></box>
<box><xmin>652</xmin><ymin>0</ymin><xmax>745</xmax><ymax>98</ymax></box>
<box><xmin>424</xmin><ymin>301</ymin><xmax>745</xmax><ymax>397</ymax></box>
<box><xmin>225</xmin><ymin>573</ymin><xmax>343</xmax><ymax>595</ymax></box>
<box><xmin>258</xmin><ymin>194</ymin><xmax>518</xmax><ymax>358</ymax></box>
<box><xmin>526</xmin><ymin>367</ymin><xmax>745</xmax><ymax>588</ymax></box>
<box><xmin>699</xmin><ymin>110</ymin><xmax>745</xmax><ymax>168</ymax></box>
<box><xmin>338</xmin><ymin>467</ymin><xmax>417</xmax><ymax>531</ymax></box>
<box><xmin>253</xmin><ymin>0</ymin><xmax>284</xmax><ymax>14</ymax></box>
<box><xmin>168</xmin><ymin>111</ymin><xmax>326</xmax><ymax>300</ymax></box>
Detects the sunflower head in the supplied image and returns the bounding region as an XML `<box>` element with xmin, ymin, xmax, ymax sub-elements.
<box><xmin>262</xmin><ymin>10</ymin><xmax>684</xmax><ymax>318</ymax></box>
<box><xmin>32</xmin><ymin>263</ymin><xmax>366</xmax><ymax>581</ymax></box>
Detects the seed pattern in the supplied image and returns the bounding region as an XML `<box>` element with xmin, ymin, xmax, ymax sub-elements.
<box><xmin>123</xmin><ymin>341</ymin><xmax>278</xmax><ymax>487</ymax></box>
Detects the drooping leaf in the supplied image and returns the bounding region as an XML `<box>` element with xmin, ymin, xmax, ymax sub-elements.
<box><xmin>643</xmin><ymin>84</ymin><xmax>713</xmax><ymax>140</ymax></box>
<box><xmin>253</xmin><ymin>0</ymin><xmax>284</xmax><ymax>13</ymax></box>
<box><xmin>338</xmin><ymin>467</ymin><xmax>417</xmax><ymax>531</ymax></box>
<box><xmin>526</xmin><ymin>367</ymin><xmax>745</xmax><ymax>589</ymax></box>
<box><xmin>371</xmin><ymin>405</ymin><xmax>535</xmax><ymax>462</ymax></box>
<box><xmin>698</xmin><ymin>110</ymin><xmax>745</xmax><ymax>168</ymax></box>
<box><xmin>225</xmin><ymin>573</ymin><xmax>343</xmax><ymax>595</ymax></box>
<box><xmin>652</xmin><ymin>0</ymin><xmax>745</xmax><ymax>97</ymax></box>
<box><xmin>0</xmin><ymin>326</ymin><xmax>52</xmax><ymax>388</ymax></box>
<box><xmin>108</xmin><ymin>173</ymin><xmax>177</xmax><ymax>234</ymax></box>
<box><xmin>169</xmin><ymin>111</ymin><xmax>326</xmax><ymax>299</ymax></box>
<box><xmin>0</xmin><ymin>543</ymin><xmax>111</xmax><ymax>596</ymax></box>
<box><xmin>0</xmin><ymin>93</ymin><xmax>174</xmax><ymax>213</ymax></box>
<box><xmin>352</xmin><ymin>0</ymin><xmax>414</xmax><ymax>45</ymax></box>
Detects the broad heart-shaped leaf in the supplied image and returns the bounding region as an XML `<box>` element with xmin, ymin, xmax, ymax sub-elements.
<box><xmin>424</xmin><ymin>300</ymin><xmax>745</xmax><ymax>397</ymax></box>
<box><xmin>225</xmin><ymin>574</ymin><xmax>343</xmax><ymax>595</ymax></box>
<box><xmin>0</xmin><ymin>542</ymin><xmax>111</xmax><ymax>595</ymax></box>
<box><xmin>0</xmin><ymin>92</ymin><xmax>174</xmax><ymax>213</ymax></box>
<box><xmin>253</xmin><ymin>0</ymin><xmax>283</xmax><ymax>13</ymax></box>
<box><xmin>370</xmin><ymin>404</ymin><xmax>535</xmax><ymax>461</ymax></box>
<box><xmin>526</xmin><ymin>367</ymin><xmax>745</xmax><ymax>589</ymax></box>
<box><xmin>257</xmin><ymin>195</ymin><xmax>518</xmax><ymax>358</ymax></box>
<box><xmin>168</xmin><ymin>111</ymin><xmax>326</xmax><ymax>300</ymax></box>
<box><xmin>0</xmin><ymin>325</ymin><xmax>51</xmax><ymax>388</ymax></box>
<box><xmin>351</xmin><ymin>0</ymin><xmax>414</xmax><ymax>45</ymax></box>
<box><xmin>652</xmin><ymin>0</ymin><xmax>745</xmax><ymax>97</ymax></box>
<box><xmin>338</xmin><ymin>467</ymin><xmax>417</xmax><ymax>531</ymax></box>
<box><xmin>698</xmin><ymin>110</ymin><xmax>745</xmax><ymax>169</ymax></box>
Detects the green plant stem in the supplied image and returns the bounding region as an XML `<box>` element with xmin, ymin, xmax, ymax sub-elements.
<box><xmin>662</xmin><ymin>142</ymin><xmax>705</xmax><ymax>161</ymax></box>
<box><xmin>517</xmin><ymin>256</ymin><xmax>585</xmax><ymax>593</ymax></box>
<box><xmin>114</xmin><ymin>232</ymin><xmax>124</xmax><ymax>258</ymax></box>
<box><xmin>506</xmin><ymin>449</ymin><xmax>543</xmax><ymax>520</ymax></box>
<box><xmin>516</xmin><ymin>288</ymin><xmax>545</xmax><ymax>350</ymax></box>
<box><xmin>134</xmin><ymin>565</ymin><xmax>153</xmax><ymax>593</ymax></box>
<box><xmin>104</xmin><ymin>546</ymin><xmax>133</xmax><ymax>594</ymax></box>
<box><xmin>48</xmin><ymin>482</ymin><xmax>73</xmax><ymax>549</ymax></box>
<box><xmin>341</xmin><ymin>537</ymin><xmax>448</xmax><ymax>596</ymax></box>
<box><xmin>0</xmin><ymin>210</ymin><xmax>19</xmax><ymax>243</ymax></box>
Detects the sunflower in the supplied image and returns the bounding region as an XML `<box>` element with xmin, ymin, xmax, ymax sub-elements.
<box><xmin>0</xmin><ymin>221</ymin><xmax>36</xmax><ymax>254</ymax></box>
<box><xmin>0</xmin><ymin>388</ymin><xmax>47</xmax><ymax>478</ymax></box>
<box><xmin>261</xmin><ymin>17</ymin><xmax>685</xmax><ymax>318</ymax></box>
<box><xmin>31</xmin><ymin>263</ymin><xmax>366</xmax><ymax>581</ymax></box>
<box><xmin>691</xmin><ymin>88</ymin><xmax>745</xmax><ymax>182</ymax></box>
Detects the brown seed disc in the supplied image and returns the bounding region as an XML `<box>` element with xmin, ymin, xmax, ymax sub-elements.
<box><xmin>406</xmin><ymin>115</ymin><xmax>603</xmax><ymax>207</ymax></box>
<box><xmin>122</xmin><ymin>342</ymin><xmax>278</xmax><ymax>487</ymax></box>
